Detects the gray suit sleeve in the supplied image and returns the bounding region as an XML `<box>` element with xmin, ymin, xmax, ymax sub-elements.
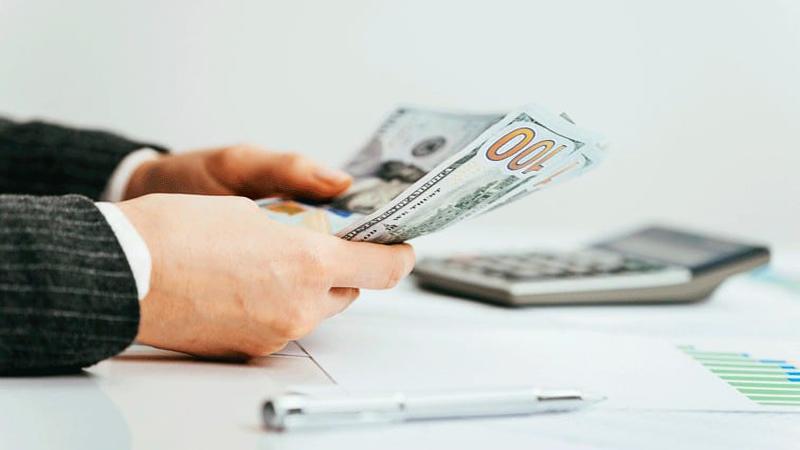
<box><xmin>0</xmin><ymin>194</ymin><xmax>139</xmax><ymax>375</ymax></box>
<box><xmin>0</xmin><ymin>117</ymin><xmax>167</xmax><ymax>200</ymax></box>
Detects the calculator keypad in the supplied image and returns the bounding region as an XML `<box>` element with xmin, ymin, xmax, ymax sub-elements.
<box><xmin>437</xmin><ymin>251</ymin><xmax>667</xmax><ymax>280</ymax></box>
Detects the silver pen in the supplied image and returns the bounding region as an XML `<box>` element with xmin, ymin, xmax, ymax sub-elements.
<box><xmin>263</xmin><ymin>387</ymin><xmax>604</xmax><ymax>430</ymax></box>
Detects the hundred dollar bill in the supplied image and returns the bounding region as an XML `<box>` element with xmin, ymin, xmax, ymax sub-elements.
<box><xmin>260</xmin><ymin>107</ymin><xmax>501</xmax><ymax>233</ymax></box>
<box><xmin>258</xmin><ymin>104</ymin><xmax>605</xmax><ymax>243</ymax></box>
<box><xmin>334</xmin><ymin>105</ymin><xmax>605</xmax><ymax>243</ymax></box>
<box><xmin>330</xmin><ymin>107</ymin><xmax>501</xmax><ymax>215</ymax></box>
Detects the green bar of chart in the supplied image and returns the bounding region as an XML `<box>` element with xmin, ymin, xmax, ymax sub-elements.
<box><xmin>721</xmin><ymin>376</ymin><xmax>795</xmax><ymax>382</ymax></box>
<box><xmin>729</xmin><ymin>381</ymin><xmax>800</xmax><ymax>389</ymax></box>
<box><xmin>679</xmin><ymin>345</ymin><xmax>800</xmax><ymax>408</ymax></box>
<box><xmin>738</xmin><ymin>389</ymin><xmax>800</xmax><ymax>396</ymax></box>
<box><xmin>711</xmin><ymin>369</ymin><xmax>786</xmax><ymax>375</ymax></box>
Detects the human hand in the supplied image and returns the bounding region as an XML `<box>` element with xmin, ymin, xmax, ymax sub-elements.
<box><xmin>118</xmin><ymin>193</ymin><xmax>415</xmax><ymax>359</ymax></box>
<box><xmin>124</xmin><ymin>145</ymin><xmax>353</xmax><ymax>201</ymax></box>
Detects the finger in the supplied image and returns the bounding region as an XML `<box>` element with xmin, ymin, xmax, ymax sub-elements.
<box><xmin>329</xmin><ymin>242</ymin><xmax>415</xmax><ymax>289</ymax></box>
<box><xmin>231</xmin><ymin>148</ymin><xmax>352</xmax><ymax>200</ymax></box>
<box><xmin>326</xmin><ymin>287</ymin><xmax>360</xmax><ymax>316</ymax></box>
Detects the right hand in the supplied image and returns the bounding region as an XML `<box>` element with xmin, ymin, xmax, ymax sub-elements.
<box><xmin>117</xmin><ymin>193</ymin><xmax>415</xmax><ymax>359</ymax></box>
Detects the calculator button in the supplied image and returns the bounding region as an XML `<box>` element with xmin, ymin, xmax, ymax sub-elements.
<box><xmin>505</xmin><ymin>271</ymin><xmax>547</xmax><ymax>280</ymax></box>
<box><xmin>474</xmin><ymin>260</ymin><xmax>496</xmax><ymax>268</ymax></box>
<box><xmin>591</xmin><ymin>262</ymin><xmax>624</xmax><ymax>272</ymax></box>
<box><xmin>538</xmin><ymin>267</ymin><xmax>565</xmax><ymax>276</ymax></box>
<box><xmin>565</xmin><ymin>266</ymin><xmax>594</xmax><ymax>276</ymax></box>
<box><xmin>481</xmin><ymin>268</ymin><xmax>510</xmax><ymax>278</ymax></box>
<box><xmin>509</xmin><ymin>268</ymin><xmax>543</xmax><ymax>276</ymax></box>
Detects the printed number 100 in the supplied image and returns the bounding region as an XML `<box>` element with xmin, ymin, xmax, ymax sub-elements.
<box><xmin>486</xmin><ymin>127</ymin><xmax>566</xmax><ymax>174</ymax></box>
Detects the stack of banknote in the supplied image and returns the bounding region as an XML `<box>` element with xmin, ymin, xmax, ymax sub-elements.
<box><xmin>257</xmin><ymin>104</ymin><xmax>606</xmax><ymax>244</ymax></box>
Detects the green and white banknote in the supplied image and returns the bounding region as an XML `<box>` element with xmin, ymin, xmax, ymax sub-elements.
<box><xmin>258</xmin><ymin>105</ymin><xmax>606</xmax><ymax>244</ymax></box>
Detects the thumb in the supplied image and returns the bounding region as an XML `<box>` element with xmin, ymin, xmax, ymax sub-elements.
<box><xmin>223</xmin><ymin>148</ymin><xmax>353</xmax><ymax>200</ymax></box>
<box><xmin>267</xmin><ymin>153</ymin><xmax>353</xmax><ymax>200</ymax></box>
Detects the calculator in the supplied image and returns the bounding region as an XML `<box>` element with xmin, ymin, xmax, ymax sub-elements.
<box><xmin>413</xmin><ymin>226</ymin><xmax>770</xmax><ymax>306</ymax></box>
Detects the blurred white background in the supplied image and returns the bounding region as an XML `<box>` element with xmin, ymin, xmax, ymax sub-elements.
<box><xmin>1</xmin><ymin>0</ymin><xmax>798</xmax><ymax>243</ymax></box>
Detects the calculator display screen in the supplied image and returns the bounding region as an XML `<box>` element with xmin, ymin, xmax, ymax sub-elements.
<box><xmin>593</xmin><ymin>227</ymin><xmax>764</xmax><ymax>272</ymax></box>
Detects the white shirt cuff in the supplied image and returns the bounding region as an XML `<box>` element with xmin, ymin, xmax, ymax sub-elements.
<box><xmin>101</xmin><ymin>148</ymin><xmax>161</xmax><ymax>202</ymax></box>
<box><xmin>95</xmin><ymin>202</ymin><xmax>152</xmax><ymax>301</ymax></box>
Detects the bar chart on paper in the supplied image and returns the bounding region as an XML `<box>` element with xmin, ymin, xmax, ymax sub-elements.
<box><xmin>680</xmin><ymin>345</ymin><xmax>800</xmax><ymax>407</ymax></box>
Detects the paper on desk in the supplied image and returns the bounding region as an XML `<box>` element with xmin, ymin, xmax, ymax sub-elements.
<box><xmin>300</xmin><ymin>317</ymin><xmax>800</xmax><ymax>412</ymax></box>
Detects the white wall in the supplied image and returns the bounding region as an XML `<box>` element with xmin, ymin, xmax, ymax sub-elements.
<box><xmin>2</xmin><ymin>0</ymin><xmax>798</xmax><ymax>243</ymax></box>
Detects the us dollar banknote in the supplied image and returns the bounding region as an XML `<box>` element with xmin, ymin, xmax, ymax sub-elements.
<box><xmin>330</xmin><ymin>107</ymin><xmax>502</xmax><ymax>215</ymax></box>
<box><xmin>258</xmin><ymin>104</ymin><xmax>605</xmax><ymax>243</ymax></box>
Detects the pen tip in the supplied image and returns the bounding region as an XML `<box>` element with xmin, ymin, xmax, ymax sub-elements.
<box><xmin>581</xmin><ymin>393</ymin><xmax>607</xmax><ymax>404</ymax></box>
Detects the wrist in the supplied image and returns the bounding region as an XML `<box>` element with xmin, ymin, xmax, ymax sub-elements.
<box><xmin>116</xmin><ymin>196</ymin><xmax>163</xmax><ymax>297</ymax></box>
<box><xmin>124</xmin><ymin>156</ymin><xmax>162</xmax><ymax>200</ymax></box>
<box><xmin>115</xmin><ymin>196</ymin><xmax>165</xmax><ymax>347</ymax></box>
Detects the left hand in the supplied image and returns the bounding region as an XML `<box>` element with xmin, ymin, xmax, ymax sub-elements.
<box><xmin>124</xmin><ymin>144</ymin><xmax>353</xmax><ymax>201</ymax></box>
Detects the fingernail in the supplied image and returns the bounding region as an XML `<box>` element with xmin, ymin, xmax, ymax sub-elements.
<box><xmin>314</xmin><ymin>166</ymin><xmax>352</xmax><ymax>184</ymax></box>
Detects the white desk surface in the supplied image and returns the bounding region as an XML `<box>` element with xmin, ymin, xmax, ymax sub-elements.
<box><xmin>2</xmin><ymin>226</ymin><xmax>799</xmax><ymax>450</ymax></box>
